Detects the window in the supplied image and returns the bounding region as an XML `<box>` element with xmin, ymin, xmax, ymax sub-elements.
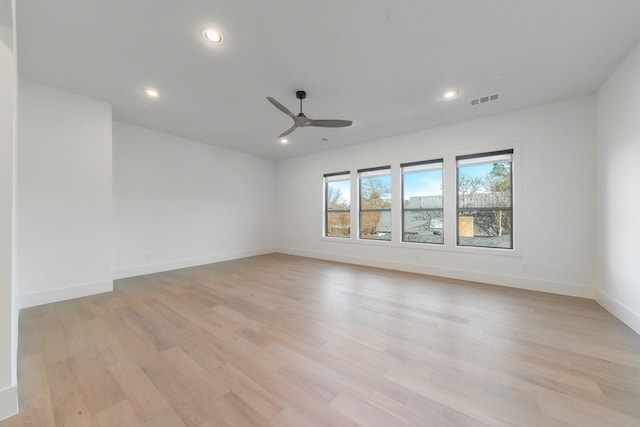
<box><xmin>324</xmin><ymin>172</ymin><xmax>351</xmax><ymax>238</ymax></box>
<box><xmin>456</xmin><ymin>150</ymin><xmax>513</xmax><ymax>249</ymax></box>
<box><xmin>359</xmin><ymin>166</ymin><xmax>391</xmax><ymax>241</ymax></box>
<box><xmin>401</xmin><ymin>159</ymin><xmax>444</xmax><ymax>244</ymax></box>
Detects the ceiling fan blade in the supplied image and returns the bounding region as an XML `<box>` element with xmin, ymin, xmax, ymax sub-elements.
<box><xmin>307</xmin><ymin>119</ymin><xmax>353</xmax><ymax>128</ymax></box>
<box><xmin>266</xmin><ymin>97</ymin><xmax>295</xmax><ymax>118</ymax></box>
<box><xmin>278</xmin><ymin>125</ymin><xmax>298</xmax><ymax>138</ymax></box>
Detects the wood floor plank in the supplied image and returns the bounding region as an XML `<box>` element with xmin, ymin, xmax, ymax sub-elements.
<box><xmin>45</xmin><ymin>358</ymin><xmax>98</xmax><ymax>427</ymax></box>
<box><xmin>96</xmin><ymin>400</ymin><xmax>143</xmax><ymax>427</ymax></box>
<box><xmin>16</xmin><ymin>354</ymin><xmax>55</xmax><ymax>427</ymax></box>
<box><xmin>405</xmin><ymin>392</ymin><xmax>492</xmax><ymax>427</ymax></box>
<box><xmin>270</xmin><ymin>406</ymin><xmax>316</xmax><ymax>427</ymax></box>
<box><xmin>72</xmin><ymin>355</ymin><xmax>126</xmax><ymax>416</ymax></box>
<box><xmin>17</xmin><ymin>308</ymin><xmax>41</xmax><ymax>360</ymax></box>
<box><xmin>330</xmin><ymin>389</ymin><xmax>410</xmax><ymax>427</ymax></box>
<box><xmin>143</xmin><ymin>407</ymin><xmax>187</xmax><ymax>427</ymax></box>
<box><xmin>213</xmin><ymin>362</ymin><xmax>286</xmax><ymax>421</ymax></box>
<box><xmin>100</xmin><ymin>344</ymin><xmax>170</xmax><ymax>421</ymax></box>
<box><xmin>538</xmin><ymin>392</ymin><xmax>640</xmax><ymax>427</ymax></box>
<box><xmin>0</xmin><ymin>415</ymin><xmax>24</xmax><ymax>427</ymax></box>
<box><xmin>3</xmin><ymin>254</ymin><xmax>640</xmax><ymax>427</ymax></box>
<box><xmin>134</xmin><ymin>348</ymin><xmax>218</xmax><ymax>427</ymax></box>
<box><xmin>211</xmin><ymin>392</ymin><xmax>270</xmax><ymax>427</ymax></box>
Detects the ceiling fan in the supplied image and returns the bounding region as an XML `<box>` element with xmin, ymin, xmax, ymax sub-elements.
<box><xmin>266</xmin><ymin>90</ymin><xmax>353</xmax><ymax>138</ymax></box>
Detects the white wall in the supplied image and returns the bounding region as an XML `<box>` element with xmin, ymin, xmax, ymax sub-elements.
<box><xmin>17</xmin><ymin>79</ymin><xmax>113</xmax><ymax>308</ymax></box>
<box><xmin>0</xmin><ymin>0</ymin><xmax>17</xmax><ymax>419</ymax></box>
<box><xmin>277</xmin><ymin>96</ymin><xmax>597</xmax><ymax>297</ymax></box>
<box><xmin>596</xmin><ymin>42</ymin><xmax>640</xmax><ymax>334</ymax></box>
<box><xmin>112</xmin><ymin>122</ymin><xmax>277</xmax><ymax>278</ymax></box>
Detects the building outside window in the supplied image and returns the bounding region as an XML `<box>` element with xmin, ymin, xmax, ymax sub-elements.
<box><xmin>401</xmin><ymin>159</ymin><xmax>444</xmax><ymax>244</ymax></box>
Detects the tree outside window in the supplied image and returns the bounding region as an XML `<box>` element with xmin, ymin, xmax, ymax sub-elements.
<box><xmin>359</xmin><ymin>167</ymin><xmax>391</xmax><ymax>240</ymax></box>
<box><xmin>325</xmin><ymin>172</ymin><xmax>351</xmax><ymax>238</ymax></box>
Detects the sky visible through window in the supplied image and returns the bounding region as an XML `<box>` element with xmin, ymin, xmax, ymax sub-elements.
<box><xmin>458</xmin><ymin>162</ymin><xmax>496</xmax><ymax>177</ymax></box>
<box><xmin>404</xmin><ymin>169</ymin><xmax>442</xmax><ymax>200</ymax></box>
<box><xmin>330</xmin><ymin>180</ymin><xmax>351</xmax><ymax>206</ymax></box>
<box><xmin>458</xmin><ymin>162</ymin><xmax>507</xmax><ymax>191</ymax></box>
<box><xmin>331</xmin><ymin>163</ymin><xmax>498</xmax><ymax>204</ymax></box>
<box><xmin>404</xmin><ymin>163</ymin><xmax>500</xmax><ymax>200</ymax></box>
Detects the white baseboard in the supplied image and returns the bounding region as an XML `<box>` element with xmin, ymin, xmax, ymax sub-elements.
<box><xmin>596</xmin><ymin>290</ymin><xmax>640</xmax><ymax>335</ymax></box>
<box><xmin>112</xmin><ymin>247</ymin><xmax>277</xmax><ymax>280</ymax></box>
<box><xmin>0</xmin><ymin>385</ymin><xmax>18</xmax><ymax>422</ymax></box>
<box><xmin>20</xmin><ymin>279</ymin><xmax>114</xmax><ymax>309</ymax></box>
<box><xmin>276</xmin><ymin>247</ymin><xmax>595</xmax><ymax>299</ymax></box>
<box><xmin>18</xmin><ymin>249</ymin><xmax>277</xmax><ymax>308</ymax></box>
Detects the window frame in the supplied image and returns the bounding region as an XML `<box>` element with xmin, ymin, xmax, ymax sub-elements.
<box><xmin>401</xmin><ymin>159</ymin><xmax>444</xmax><ymax>245</ymax></box>
<box><xmin>358</xmin><ymin>166</ymin><xmax>392</xmax><ymax>241</ymax></box>
<box><xmin>324</xmin><ymin>171</ymin><xmax>351</xmax><ymax>238</ymax></box>
<box><xmin>455</xmin><ymin>149</ymin><xmax>514</xmax><ymax>250</ymax></box>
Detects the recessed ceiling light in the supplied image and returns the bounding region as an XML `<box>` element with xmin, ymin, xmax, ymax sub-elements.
<box><xmin>203</xmin><ymin>29</ymin><xmax>223</xmax><ymax>44</ymax></box>
<box><xmin>442</xmin><ymin>90</ymin><xmax>459</xmax><ymax>100</ymax></box>
<box><xmin>279</xmin><ymin>138</ymin><xmax>288</xmax><ymax>144</ymax></box>
<box><xmin>144</xmin><ymin>88</ymin><xmax>160</xmax><ymax>98</ymax></box>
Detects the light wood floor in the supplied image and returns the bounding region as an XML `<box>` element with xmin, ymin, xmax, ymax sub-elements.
<box><xmin>2</xmin><ymin>254</ymin><xmax>640</xmax><ymax>427</ymax></box>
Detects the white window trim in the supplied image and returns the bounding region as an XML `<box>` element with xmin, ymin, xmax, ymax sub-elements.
<box><xmin>357</xmin><ymin>167</ymin><xmax>392</xmax><ymax>242</ymax></box>
<box><xmin>400</xmin><ymin>159</ymin><xmax>444</xmax><ymax>245</ymax></box>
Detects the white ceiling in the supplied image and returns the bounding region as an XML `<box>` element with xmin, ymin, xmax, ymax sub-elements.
<box><xmin>15</xmin><ymin>0</ymin><xmax>640</xmax><ymax>160</ymax></box>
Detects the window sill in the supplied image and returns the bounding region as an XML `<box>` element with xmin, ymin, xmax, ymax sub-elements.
<box><xmin>320</xmin><ymin>236</ymin><xmax>521</xmax><ymax>257</ymax></box>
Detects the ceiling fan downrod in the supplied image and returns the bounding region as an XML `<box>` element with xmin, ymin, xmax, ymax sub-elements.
<box><xmin>296</xmin><ymin>90</ymin><xmax>306</xmax><ymax>117</ymax></box>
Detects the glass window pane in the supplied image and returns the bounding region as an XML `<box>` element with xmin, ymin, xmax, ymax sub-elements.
<box><xmin>326</xmin><ymin>212</ymin><xmax>350</xmax><ymax>238</ymax></box>
<box><xmin>403</xmin><ymin>211</ymin><xmax>444</xmax><ymax>244</ymax></box>
<box><xmin>458</xmin><ymin>162</ymin><xmax>511</xmax><ymax>209</ymax></box>
<box><xmin>457</xmin><ymin>210</ymin><xmax>512</xmax><ymax>248</ymax></box>
<box><xmin>360</xmin><ymin>175</ymin><xmax>391</xmax><ymax>210</ymax></box>
<box><xmin>457</xmin><ymin>155</ymin><xmax>513</xmax><ymax>249</ymax></box>
<box><xmin>327</xmin><ymin>179</ymin><xmax>350</xmax><ymax>210</ymax></box>
<box><xmin>360</xmin><ymin>211</ymin><xmax>391</xmax><ymax>240</ymax></box>
<box><xmin>402</xmin><ymin>165</ymin><xmax>443</xmax><ymax>244</ymax></box>
<box><xmin>403</xmin><ymin>169</ymin><xmax>442</xmax><ymax>202</ymax></box>
<box><xmin>325</xmin><ymin>174</ymin><xmax>351</xmax><ymax>238</ymax></box>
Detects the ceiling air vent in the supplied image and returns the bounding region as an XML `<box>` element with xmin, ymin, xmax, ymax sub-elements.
<box><xmin>470</xmin><ymin>93</ymin><xmax>500</xmax><ymax>106</ymax></box>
